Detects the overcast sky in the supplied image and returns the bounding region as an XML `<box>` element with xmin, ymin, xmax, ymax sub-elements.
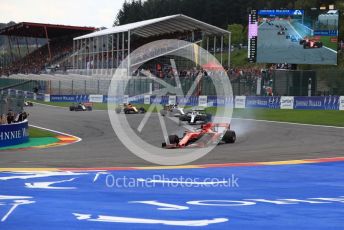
<box><xmin>0</xmin><ymin>0</ymin><xmax>126</xmax><ymax>28</ymax></box>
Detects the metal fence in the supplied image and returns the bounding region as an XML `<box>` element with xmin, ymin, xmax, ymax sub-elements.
<box><xmin>0</xmin><ymin>92</ymin><xmax>24</xmax><ymax>115</ymax></box>
<box><xmin>2</xmin><ymin>68</ymin><xmax>344</xmax><ymax>96</ymax></box>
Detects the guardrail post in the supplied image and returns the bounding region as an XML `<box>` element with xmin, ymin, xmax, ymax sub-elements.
<box><xmin>72</xmin><ymin>80</ymin><xmax>74</xmax><ymax>95</ymax></box>
<box><xmin>59</xmin><ymin>80</ymin><xmax>61</xmax><ymax>95</ymax></box>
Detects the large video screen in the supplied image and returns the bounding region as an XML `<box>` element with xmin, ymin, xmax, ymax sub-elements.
<box><xmin>248</xmin><ymin>9</ymin><xmax>339</xmax><ymax>65</ymax></box>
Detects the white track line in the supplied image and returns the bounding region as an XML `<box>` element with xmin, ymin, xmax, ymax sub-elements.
<box><xmin>322</xmin><ymin>46</ymin><xmax>337</xmax><ymax>54</ymax></box>
<box><xmin>29</xmin><ymin>124</ymin><xmax>82</xmax><ymax>143</ymax></box>
<box><xmin>232</xmin><ymin>117</ymin><xmax>344</xmax><ymax>129</ymax></box>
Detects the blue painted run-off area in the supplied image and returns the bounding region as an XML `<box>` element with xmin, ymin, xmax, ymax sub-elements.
<box><xmin>1</xmin><ymin>162</ymin><xmax>344</xmax><ymax>229</ymax></box>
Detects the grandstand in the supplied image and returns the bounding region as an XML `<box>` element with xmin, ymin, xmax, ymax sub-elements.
<box><xmin>71</xmin><ymin>14</ymin><xmax>231</xmax><ymax>76</ymax></box>
<box><xmin>0</xmin><ymin>15</ymin><xmax>233</xmax><ymax>95</ymax></box>
<box><xmin>0</xmin><ymin>22</ymin><xmax>95</xmax><ymax>76</ymax></box>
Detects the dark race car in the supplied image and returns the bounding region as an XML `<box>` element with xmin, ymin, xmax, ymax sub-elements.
<box><xmin>160</xmin><ymin>104</ymin><xmax>185</xmax><ymax>117</ymax></box>
<box><xmin>69</xmin><ymin>102</ymin><xmax>93</xmax><ymax>111</ymax></box>
<box><xmin>162</xmin><ymin>123</ymin><xmax>236</xmax><ymax>148</ymax></box>
<box><xmin>115</xmin><ymin>103</ymin><xmax>146</xmax><ymax>114</ymax></box>
<box><xmin>277</xmin><ymin>31</ymin><xmax>285</xmax><ymax>35</ymax></box>
<box><xmin>24</xmin><ymin>101</ymin><xmax>33</xmax><ymax>106</ymax></box>
<box><xmin>179</xmin><ymin>108</ymin><xmax>211</xmax><ymax>124</ymax></box>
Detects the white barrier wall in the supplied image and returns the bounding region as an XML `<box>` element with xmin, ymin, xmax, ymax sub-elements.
<box><xmin>168</xmin><ymin>96</ymin><xmax>176</xmax><ymax>105</ymax></box>
<box><xmin>44</xmin><ymin>94</ymin><xmax>50</xmax><ymax>102</ymax></box>
<box><xmin>144</xmin><ymin>95</ymin><xmax>151</xmax><ymax>105</ymax></box>
<box><xmin>280</xmin><ymin>96</ymin><xmax>294</xmax><ymax>109</ymax></box>
<box><xmin>89</xmin><ymin>95</ymin><xmax>104</xmax><ymax>103</ymax></box>
<box><xmin>235</xmin><ymin>96</ymin><xmax>246</xmax><ymax>108</ymax></box>
<box><xmin>339</xmin><ymin>96</ymin><xmax>344</xmax><ymax>111</ymax></box>
<box><xmin>198</xmin><ymin>96</ymin><xmax>208</xmax><ymax>107</ymax></box>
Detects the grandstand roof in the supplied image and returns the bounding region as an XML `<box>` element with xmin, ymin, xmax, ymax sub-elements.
<box><xmin>74</xmin><ymin>14</ymin><xmax>230</xmax><ymax>40</ymax></box>
<box><xmin>0</xmin><ymin>22</ymin><xmax>96</xmax><ymax>38</ymax></box>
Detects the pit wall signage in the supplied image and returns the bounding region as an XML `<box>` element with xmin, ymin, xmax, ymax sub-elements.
<box><xmin>38</xmin><ymin>94</ymin><xmax>344</xmax><ymax>110</ymax></box>
<box><xmin>0</xmin><ymin>120</ymin><xmax>29</xmax><ymax>147</ymax></box>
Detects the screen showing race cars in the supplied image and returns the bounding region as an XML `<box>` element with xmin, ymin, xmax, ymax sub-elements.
<box><xmin>248</xmin><ymin>9</ymin><xmax>339</xmax><ymax>65</ymax></box>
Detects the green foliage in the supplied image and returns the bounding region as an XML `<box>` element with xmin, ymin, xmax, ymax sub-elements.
<box><xmin>226</xmin><ymin>24</ymin><xmax>244</xmax><ymax>45</ymax></box>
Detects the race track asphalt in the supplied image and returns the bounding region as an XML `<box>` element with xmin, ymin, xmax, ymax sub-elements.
<box><xmin>0</xmin><ymin>104</ymin><xmax>343</xmax><ymax>168</ymax></box>
<box><xmin>256</xmin><ymin>20</ymin><xmax>337</xmax><ymax>65</ymax></box>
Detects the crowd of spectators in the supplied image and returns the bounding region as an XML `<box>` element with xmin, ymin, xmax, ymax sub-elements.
<box><xmin>0</xmin><ymin>110</ymin><xmax>28</xmax><ymax>125</ymax></box>
<box><xmin>0</xmin><ymin>37</ymin><xmax>73</xmax><ymax>76</ymax></box>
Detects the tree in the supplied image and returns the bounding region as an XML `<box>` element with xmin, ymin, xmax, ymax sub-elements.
<box><xmin>226</xmin><ymin>24</ymin><xmax>244</xmax><ymax>46</ymax></box>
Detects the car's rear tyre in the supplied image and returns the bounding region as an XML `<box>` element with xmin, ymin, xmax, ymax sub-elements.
<box><xmin>139</xmin><ymin>107</ymin><xmax>146</xmax><ymax>113</ymax></box>
<box><xmin>168</xmin><ymin>135</ymin><xmax>179</xmax><ymax>145</ymax></box>
<box><xmin>160</xmin><ymin>110</ymin><xmax>167</xmax><ymax>116</ymax></box>
<box><xmin>179</xmin><ymin>115</ymin><xmax>188</xmax><ymax>121</ymax></box>
<box><xmin>222</xmin><ymin>130</ymin><xmax>236</xmax><ymax>143</ymax></box>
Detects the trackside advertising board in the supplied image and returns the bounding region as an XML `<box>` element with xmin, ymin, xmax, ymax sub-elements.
<box><xmin>339</xmin><ymin>96</ymin><xmax>344</xmax><ymax>111</ymax></box>
<box><xmin>235</xmin><ymin>96</ymin><xmax>246</xmax><ymax>108</ymax></box>
<box><xmin>50</xmin><ymin>95</ymin><xmax>89</xmax><ymax>102</ymax></box>
<box><xmin>294</xmin><ymin>96</ymin><xmax>340</xmax><ymax>110</ymax></box>
<box><xmin>0</xmin><ymin>120</ymin><xmax>29</xmax><ymax>147</ymax></box>
<box><xmin>198</xmin><ymin>96</ymin><xmax>208</xmax><ymax>107</ymax></box>
<box><xmin>46</xmin><ymin>95</ymin><xmax>343</xmax><ymax>110</ymax></box>
<box><xmin>89</xmin><ymin>95</ymin><xmax>103</xmax><ymax>103</ymax></box>
<box><xmin>246</xmin><ymin>96</ymin><xmax>280</xmax><ymax>109</ymax></box>
<box><xmin>144</xmin><ymin>95</ymin><xmax>151</xmax><ymax>104</ymax></box>
<box><xmin>280</xmin><ymin>96</ymin><xmax>294</xmax><ymax>109</ymax></box>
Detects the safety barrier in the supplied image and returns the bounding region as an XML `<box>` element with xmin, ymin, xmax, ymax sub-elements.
<box><xmin>44</xmin><ymin>94</ymin><xmax>344</xmax><ymax>111</ymax></box>
<box><xmin>0</xmin><ymin>120</ymin><xmax>29</xmax><ymax>147</ymax></box>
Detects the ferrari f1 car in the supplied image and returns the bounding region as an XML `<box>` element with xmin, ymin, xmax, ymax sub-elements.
<box><xmin>162</xmin><ymin>123</ymin><xmax>236</xmax><ymax>148</ymax></box>
<box><xmin>179</xmin><ymin>107</ymin><xmax>211</xmax><ymax>124</ymax></box>
<box><xmin>160</xmin><ymin>104</ymin><xmax>185</xmax><ymax>117</ymax></box>
<box><xmin>299</xmin><ymin>37</ymin><xmax>323</xmax><ymax>48</ymax></box>
<box><xmin>69</xmin><ymin>102</ymin><xmax>93</xmax><ymax>111</ymax></box>
<box><xmin>115</xmin><ymin>103</ymin><xmax>146</xmax><ymax>114</ymax></box>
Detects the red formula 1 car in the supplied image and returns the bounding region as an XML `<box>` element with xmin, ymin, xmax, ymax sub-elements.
<box><xmin>162</xmin><ymin>123</ymin><xmax>236</xmax><ymax>148</ymax></box>
<box><xmin>299</xmin><ymin>37</ymin><xmax>323</xmax><ymax>49</ymax></box>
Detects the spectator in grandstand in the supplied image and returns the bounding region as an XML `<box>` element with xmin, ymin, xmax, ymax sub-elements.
<box><xmin>17</xmin><ymin>112</ymin><xmax>29</xmax><ymax>122</ymax></box>
<box><xmin>0</xmin><ymin>114</ymin><xmax>7</xmax><ymax>125</ymax></box>
<box><xmin>6</xmin><ymin>110</ymin><xmax>15</xmax><ymax>124</ymax></box>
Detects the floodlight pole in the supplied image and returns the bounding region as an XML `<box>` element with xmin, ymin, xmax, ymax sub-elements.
<box><xmin>112</xmin><ymin>34</ymin><xmax>114</xmax><ymax>75</ymax></box>
<box><xmin>220</xmin><ymin>35</ymin><xmax>223</xmax><ymax>65</ymax></box>
<box><xmin>128</xmin><ymin>30</ymin><xmax>131</xmax><ymax>76</ymax></box>
<box><xmin>213</xmin><ymin>35</ymin><xmax>216</xmax><ymax>57</ymax></box>
<box><xmin>122</xmin><ymin>32</ymin><xmax>125</xmax><ymax>72</ymax></box>
<box><xmin>72</xmin><ymin>39</ymin><xmax>75</xmax><ymax>70</ymax></box>
<box><xmin>116</xmin><ymin>33</ymin><xmax>119</xmax><ymax>68</ymax></box>
<box><xmin>206</xmin><ymin>37</ymin><xmax>209</xmax><ymax>63</ymax></box>
<box><xmin>228</xmin><ymin>32</ymin><xmax>231</xmax><ymax>69</ymax></box>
